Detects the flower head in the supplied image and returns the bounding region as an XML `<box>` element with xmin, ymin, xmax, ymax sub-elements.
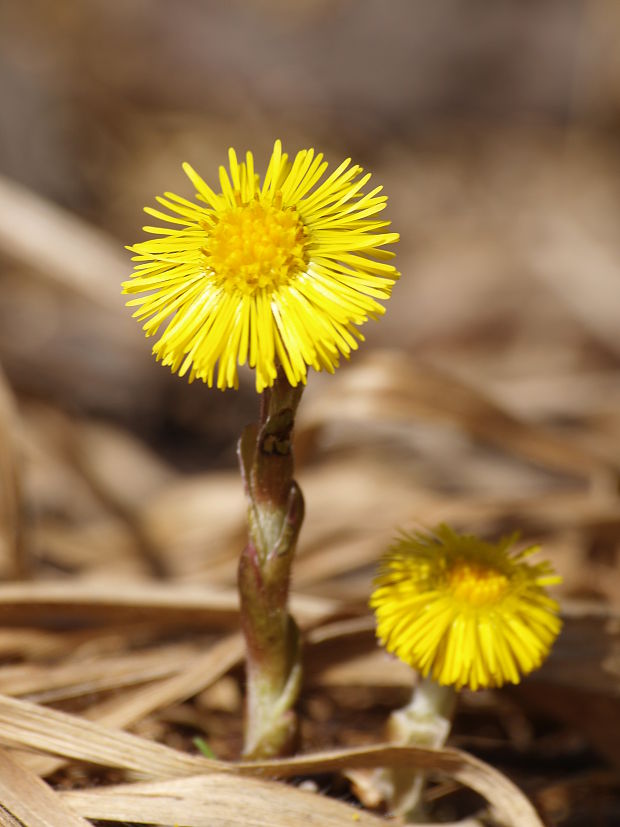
<box><xmin>123</xmin><ymin>140</ymin><xmax>399</xmax><ymax>392</ymax></box>
<box><xmin>370</xmin><ymin>525</ymin><xmax>562</xmax><ymax>690</ymax></box>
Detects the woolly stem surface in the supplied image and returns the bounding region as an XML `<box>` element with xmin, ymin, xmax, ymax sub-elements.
<box><xmin>237</xmin><ymin>369</ymin><xmax>304</xmax><ymax>758</ymax></box>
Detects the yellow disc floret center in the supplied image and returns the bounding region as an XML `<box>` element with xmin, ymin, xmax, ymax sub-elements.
<box><xmin>204</xmin><ymin>198</ymin><xmax>307</xmax><ymax>295</ymax></box>
<box><xmin>446</xmin><ymin>559</ymin><xmax>509</xmax><ymax>606</ymax></box>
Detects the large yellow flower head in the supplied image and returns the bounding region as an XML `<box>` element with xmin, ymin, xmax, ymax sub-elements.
<box><xmin>370</xmin><ymin>525</ymin><xmax>562</xmax><ymax>691</ymax></box>
<box><xmin>123</xmin><ymin>140</ymin><xmax>399</xmax><ymax>392</ymax></box>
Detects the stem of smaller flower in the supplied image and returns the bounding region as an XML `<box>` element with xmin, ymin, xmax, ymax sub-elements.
<box><xmin>380</xmin><ymin>677</ymin><xmax>456</xmax><ymax>820</ymax></box>
<box><xmin>237</xmin><ymin>368</ymin><xmax>305</xmax><ymax>758</ymax></box>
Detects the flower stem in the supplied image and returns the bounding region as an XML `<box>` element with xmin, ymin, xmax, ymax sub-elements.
<box><xmin>381</xmin><ymin>677</ymin><xmax>456</xmax><ymax>819</ymax></box>
<box><xmin>237</xmin><ymin>369</ymin><xmax>304</xmax><ymax>758</ymax></box>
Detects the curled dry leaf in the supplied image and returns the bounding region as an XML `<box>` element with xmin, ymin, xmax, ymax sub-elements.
<box><xmin>0</xmin><ymin>693</ymin><xmax>541</xmax><ymax>827</ymax></box>
<box><xmin>60</xmin><ymin>773</ymin><xmax>383</xmax><ymax>827</ymax></box>
<box><xmin>239</xmin><ymin>745</ymin><xmax>543</xmax><ymax>827</ymax></box>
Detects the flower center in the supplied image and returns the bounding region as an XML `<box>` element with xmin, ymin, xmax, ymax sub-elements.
<box><xmin>203</xmin><ymin>198</ymin><xmax>307</xmax><ymax>295</ymax></box>
<box><xmin>446</xmin><ymin>560</ymin><xmax>509</xmax><ymax>606</ymax></box>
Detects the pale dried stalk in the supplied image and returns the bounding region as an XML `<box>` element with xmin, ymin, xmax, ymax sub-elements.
<box><xmin>301</xmin><ymin>350</ymin><xmax>609</xmax><ymax>481</ymax></box>
<box><xmin>0</xmin><ymin>368</ymin><xmax>24</xmax><ymax>579</ymax></box>
<box><xmin>0</xmin><ymin>643</ymin><xmax>199</xmax><ymax>702</ymax></box>
<box><xmin>60</xmin><ymin>773</ymin><xmax>383</xmax><ymax>827</ymax></box>
<box><xmin>0</xmin><ymin>580</ymin><xmax>338</xmax><ymax>627</ymax></box>
<box><xmin>0</xmin><ymin>748</ymin><xmax>91</xmax><ymax>827</ymax></box>
<box><xmin>0</xmin><ymin>173</ymin><xmax>127</xmax><ymax>313</ymax></box>
<box><xmin>243</xmin><ymin>746</ymin><xmax>543</xmax><ymax>827</ymax></box>
<box><xmin>10</xmin><ymin>634</ymin><xmax>241</xmax><ymax>777</ymax></box>
<box><xmin>0</xmin><ymin>693</ymin><xmax>542</xmax><ymax>827</ymax></box>
<box><xmin>0</xmin><ymin>693</ymin><xmax>215</xmax><ymax>779</ymax></box>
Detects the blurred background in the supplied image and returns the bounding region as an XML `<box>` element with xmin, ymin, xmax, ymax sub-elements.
<box><xmin>1</xmin><ymin>2</ymin><xmax>620</xmax><ymax>822</ymax></box>
<box><xmin>1</xmin><ymin>0</ymin><xmax>620</xmax><ymax>580</ymax></box>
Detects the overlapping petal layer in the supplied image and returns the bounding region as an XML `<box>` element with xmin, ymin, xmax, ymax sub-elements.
<box><xmin>123</xmin><ymin>140</ymin><xmax>399</xmax><ymax>391</ymax></box>
<box><xmin>370</xmin><ymin>525</ymin><xmax>562</xmax><ymax>690</ymax></box>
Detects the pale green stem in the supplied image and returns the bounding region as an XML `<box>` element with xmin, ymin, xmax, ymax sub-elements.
<box><xmin>381</xmin><ymin>677</ymin><xmax>456</xmax><ymax>820</ymax></box>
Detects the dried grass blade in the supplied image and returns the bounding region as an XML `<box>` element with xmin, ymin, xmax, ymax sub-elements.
<box><xmin>0</xmin><ymin>581</ymin><xmax>338</xmax><ymax>628</ymax></box>
<box><xmin>303</xmin><ymin>351</ymin><xmax>609</xmax><ymax>481</ymax></box>
<box><xmin>60</xmin><ymin>773</ymin><xmax>383</xmax><ymax>827</ymax></box>
<box><xmin>84</xmin><ymin>632</ymin><xmax>245</xmax><ymax>728</ymax></box>
<box><xmin>0</xmin><ymin>694</ymin><xmax>215</xmax><ymax>779</ymax></box>
<box><xmin>0</xmin><ymin>368</ymin><xmax>24</xmax><ymax>579</ymax></box>
<box><xmin>0</xmin><ymin>173</ymin><xmax>126</xmax><ymax>313</ymax></box>
<box><xmin>240</xmin><ymin>744</ymin><xmax>543</xmax><ymax>827</ymax></box>
<box><xmin>0</xmin><ymin>643</ymin><xmax>200</xmax><ymax>702</ymax></box>
<box><xmin>0</xmin><ymin>748</ymin><xmax>91</xmax><ymax>826</ymax></box>
<box><xmin>0</xmin><ymin>695</ymin><xmax>541</xmax><ymax>825</ymax></box>
<box><xmin>13</xmin><ymin>633</ymin><xmax>244</xmax><ymax>778</ymax></box>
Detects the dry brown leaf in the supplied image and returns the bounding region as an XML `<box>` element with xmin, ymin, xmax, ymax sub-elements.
<box><xmin>0</xmin><ymin>368</ymin><xmax>24</xmax><ymax>579</ymax></box>
<box><xmin>72</xmin><ymin>419</ymin><xmax>176</xmax><ymax>512</ymax></box>
<box><xmin>241</xmin><ymin>745</ymin><xmax>543</xmax><ymax>827</ymax></box>
<box><xmin>0</xmin><ymin>693</ymin><xmax>541</xmax><ymax>826</ymax></box>
<box><xmin>143</xmin><ymin>471</ymin><xmax>246</xmax><ymax>580</ymax></box>
<box><xmin>12</xmin><ymin>633</ymin><xmax>244</xmax><ymax>779</ymax></box>
<box><xmin>0</xmin><ymin>626</ymin><xmax>176</xmax><ymax>661</ymax></box>
<box><xmin>58</xmin><ymin>745</ymin><xmax>544</xmax><ymax>827</ymax></box>
<box><xmin>0</xmin><ymin>693</ymin><xmax>214</xmax><ymax>779</ymax></box>
<box><xmin>60</xmin><ymin>773</ymin><xmax>382</xmax><ymax>827</ymax></box>
<box><xmin>77</xmin><ymin>633</ymin><xmax>244</xmax><ymax>725</ymax></box>
<box><xmin>301</xmin><ymin>350</ymin><xmax>611</xmax><ymax>482</ymax></box>
<box><xmin>0</xmin><ymin>748</ymin><xmax>91</xmax><ymax>827</ymax></box>
<box><xmin>520</xmin><ymin>206</ymin><xmax>620</xmax><ymax>359</ymax></box>
<box><xmin>0</xmin><ymin>633</ymin><xmax>247</xmax><ymax>781</ymax></box>
<box><xmin>0</xmin><ymin>629</ymin><xmax>91</xmax><ymax>661</ymax></box>
<box><xmin>0</xmin><ymin>581</ymin><xmax>339</xmax><ymax>628</ymax></box>
<box><xmin>0</xmin><ymin>642</ymin><xmax>199</xmax><ymax>703</ymax></box>
<box><xmin>0</xmin><ymin>173</ymin><xmax>127</xmax><ymax>315</ymax></box>
<box><xmin>59</xmin><ymin>417</ymin><xmax>179</xmax><ymax>578</ymax></box>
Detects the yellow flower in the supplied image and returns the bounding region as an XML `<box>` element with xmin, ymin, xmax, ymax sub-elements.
<box><xmin>123</xmin><ymin>140</ymin><xmax>399</xmax><ymax>392</ymax></box>
<box><xmin>370</xmin><ymin>525</ymin><xmax>562</xmax><ymax>690</ymax></box>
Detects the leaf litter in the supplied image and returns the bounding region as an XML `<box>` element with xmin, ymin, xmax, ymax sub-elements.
<box><xmin>1</xmin><ymin>84</ymin><xmax>620</xmax><ymax>825</ymax></box>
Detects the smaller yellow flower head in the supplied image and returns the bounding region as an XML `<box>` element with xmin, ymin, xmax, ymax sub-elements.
<box><xmin>370</xmin><ymin>525</ymin><xmax>562</xmax><ymax>691</ymax></box>
<box><xmin>123</xmin><ymin>140</ymin><xmax>399</xmax><ymax>392</ymax></box>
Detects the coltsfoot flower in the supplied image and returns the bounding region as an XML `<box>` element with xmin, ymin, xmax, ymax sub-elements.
<box><xmin>123</xmin><ymin>140</ymin><xmax>399</xmax><ymax>391</ymax></box>
<box><xmin>370</xmin><ymin>525</ymin><xmax>562</xmax><ymax>690</ymax></box>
